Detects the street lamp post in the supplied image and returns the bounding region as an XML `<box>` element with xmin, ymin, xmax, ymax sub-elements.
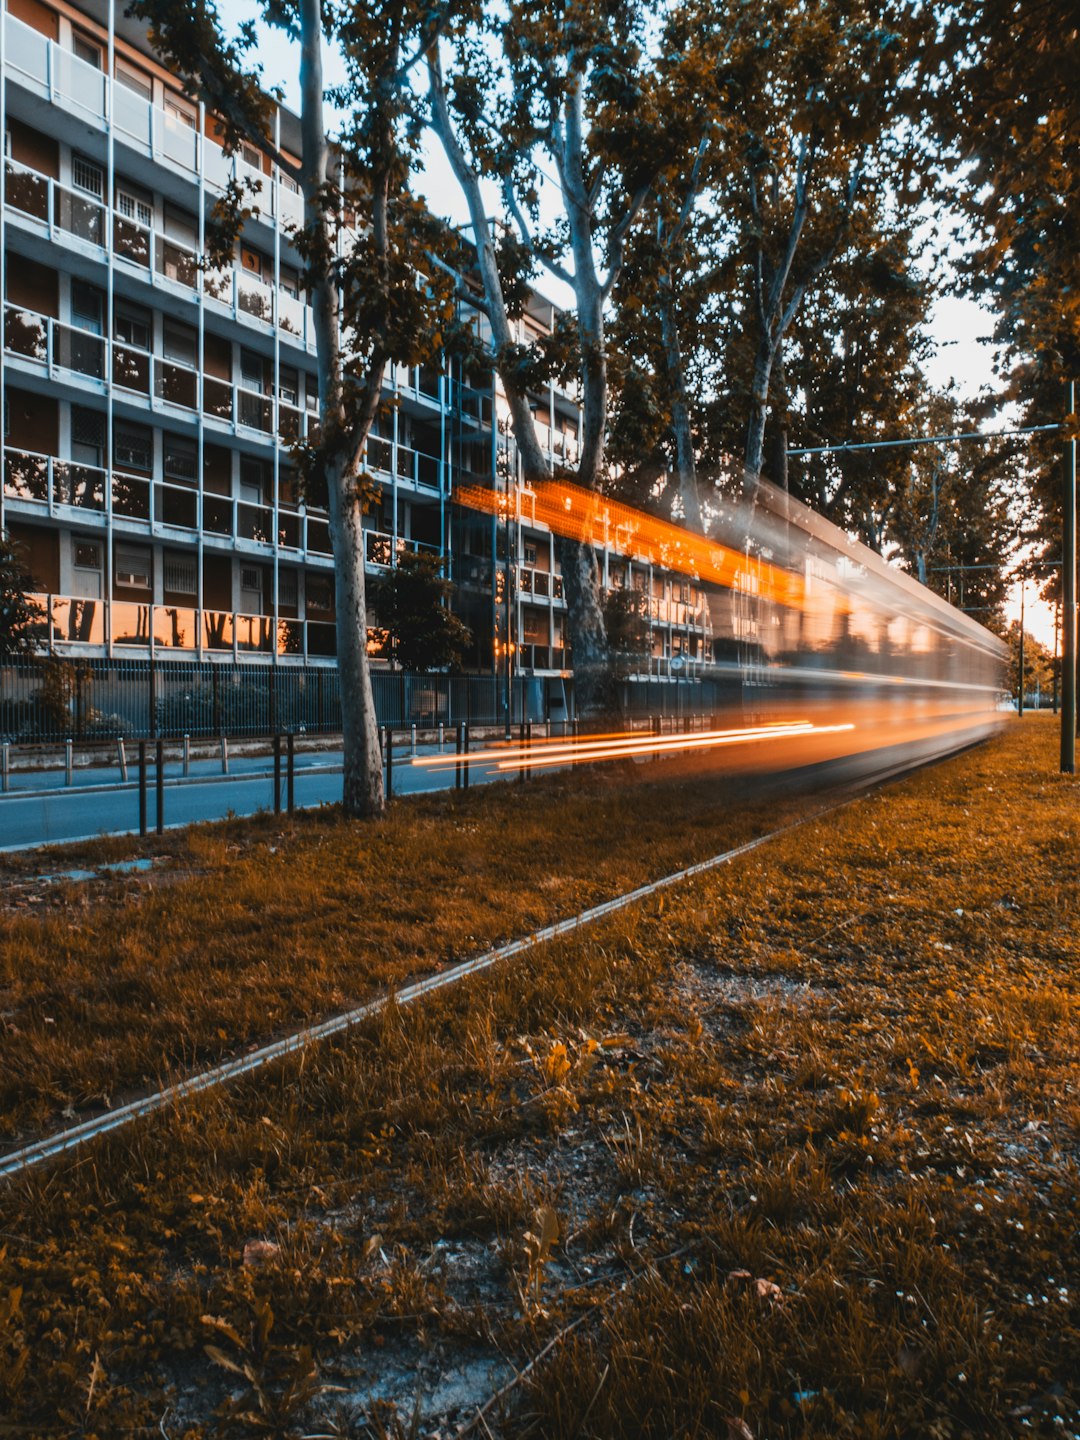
<box><xmin>1062</xmin><ymin>380</ymin><xmax>1076</xmax><ymax>774</ymax></box>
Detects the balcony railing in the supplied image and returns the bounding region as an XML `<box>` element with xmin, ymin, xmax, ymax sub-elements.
<box><xmin>3</xmin><ymin>152</ymin><xmax>318</xmax><ymax>348</ymax></box>
<box><xmin>26</xmin><ymin>593</ymin><xmax>339</xmax><ymax>659</ymax></box>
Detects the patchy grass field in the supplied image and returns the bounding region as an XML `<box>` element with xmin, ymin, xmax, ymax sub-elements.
<box><xmin>1</xmin><ymin>715</ymin><xmax>1078</xmax><ymax>1438</ymax></box>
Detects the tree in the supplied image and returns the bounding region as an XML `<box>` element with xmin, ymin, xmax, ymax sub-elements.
<box><xmin>427</xmin><ymin>0</ymin><xmax>660</xmax><ymax>717</ymax></box>
<box><xmin>374</xmin><ymin>551</ymin><xmax>472</xmax><ymax>672</ymax></box>
<box><xmin>132</xmin><ymin>0</ymin><xmax>457</xmax><ymax>816</ymax></box>
<box><xmin>0</xmin><ymin>534</ymin><xmax>45</xmax><ymax>658</ymax></box>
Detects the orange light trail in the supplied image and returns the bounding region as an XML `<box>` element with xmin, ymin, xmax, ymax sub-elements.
<box><xmin>410</xmin><ymin>721</ymin><xmax>855</xmax><ymax>773</ymax></box>
<box><xmin>455</xmin><ymin>477</ymin><xmax>807</xmax><ymax>611</ymax></box>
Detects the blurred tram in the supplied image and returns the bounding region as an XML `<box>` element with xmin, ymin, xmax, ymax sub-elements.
<box><xmin>455</xmin><ymin>475</ymin><xmax>1008</xmax><ymax>780</ymax></box>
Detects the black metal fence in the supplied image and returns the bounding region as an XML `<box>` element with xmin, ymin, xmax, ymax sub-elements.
<box><xmin>0</xmin><ymin>658</ymin><xmax>547</xmax><ymax>741</ymax></box>
<box><xmin>0</xmin><ymin>656</ymin><xmax>733</xmax><ymax>744</ymax></box>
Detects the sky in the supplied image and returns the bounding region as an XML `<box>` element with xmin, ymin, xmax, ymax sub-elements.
<box><xmin>218</xmin><ymin>4</ymin><xmax>1058</xmax><ymax>652</ymax></box>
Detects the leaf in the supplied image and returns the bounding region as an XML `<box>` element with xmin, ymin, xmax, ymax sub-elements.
<box><xmin>201</xmin><ymin>1314</ymin><xmax>245</xmax><ymax>1348</ymax></box>
<box><xmin>204</xmin><ymin>1343</ymin><xmax>246</xmax><ymax>1376</ymax></box>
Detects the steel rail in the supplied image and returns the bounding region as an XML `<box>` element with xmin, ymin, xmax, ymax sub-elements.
<box><xmin>0</xmin><ymin>746</ymin><xmax>963</xmax><ymax>1183</ymax></box>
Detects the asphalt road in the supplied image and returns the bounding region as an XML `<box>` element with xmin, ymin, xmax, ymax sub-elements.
<box><xmin>0</xmin><ymin>746</ymin><xmax>514</xmax><ymax>852</ymax></box>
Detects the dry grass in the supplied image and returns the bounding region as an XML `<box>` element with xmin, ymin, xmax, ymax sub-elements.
<box><xmin>0</xmin><ymin>716</ymin><xmax>1078</xmax><ymax>1438</ymax></box>
<box><xmin>0</xmin><ymin>750</ymin><xmax>828</xmax><ymax>1142</ymax></box>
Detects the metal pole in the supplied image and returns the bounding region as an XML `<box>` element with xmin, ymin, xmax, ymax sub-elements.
<box><xmin>138</xmin><ymin>742</ymin><xmax>147</xmax><ymax>837</ymax></box>
<box><xmin>116</xmin><ymin>737</ymin><xmax>127</xmax><ymax>783</ymax></box>
<box><xmin>273</xmin><ymin>733</ymin><xmax>281</xmax><ymax>815</ymax></box>
<box><xmin>220</xmin><ymin>734</ymin><xmax>229</xmax><ymax>775</ymax></box>
<box><xmin>183</xmin><ymin>733</ymin><xmax>190</xmax><ymax>778</ymax></box>
<box><xmin>287</xmin><ymin>732</ymin><xmax>295</xmax><ymax>814</ymax></box>
<box><xmin>455</xmin><ymin>720</ymin><xmax>463</xmax><ymax>790</ymax></box>
<box><xmin>155</xmin><ymin>738</ymin><xmax>164</xmax><ymax>835</ymax></box>
<box><xmin>385</xmin><ymin>725</ymin><xmax>393</xmax><ymax>800</ymax></box>
<box><xmin>1</xmin><ymin>742</ymin><xmax>9</xmax><ymax>793</ymax></box>
<box><xmin>1018</xmin><ymin>576</ymin><xmax>1025</xmax><ymax>716</ymax></box>
<box><xmin>1062</xmin><ymin>380</ymin><xmax>1076</xmax><ymax>774</ymax></box>
<box><xmin>65</xmin><ymin>738</ymin><xmax>73</xmax><ymax>786</ymax></box>
<box><xmin>463</xmin><ymin>721</ymin><xmax>470</xmax><ymax>791</ymax></box>
<box><xmin>519</xmin><ymin>718</ymin><xmax>526</xmax><ymax>783</ymax></box>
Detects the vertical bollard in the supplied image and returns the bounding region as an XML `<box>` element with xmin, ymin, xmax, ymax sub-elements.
<box><xmin>455</xmin><ymin>722</ymin><xmax>463</xmax><ymax>790</ymax></box>
<box><xmin>183</xmin><ymin>733</ymin><xmax>190</xmax><ymax>777</ymax></box>
<box><xmin>273</xmin><ymin>733</ymin><xmax>282</xmax><ymax>814</ymax></box>
<box><xmin>220</xmin><ymin>735</ymin><xmax>229</xmax><ymax>775</ymax></box>
<box><xmin>117</xmin><ymin>737</ymin><xmax>128</xmax><ymax>783</ymax></box>
<box><xmin>1</xmin><ymin>741</ymin><xmax>9</xmax><ymax>793</ymax></box>
<box><xmin>385</xmin><ymin>726</ymin><xmax>394</xmax><ymax>800</ymax></box>
<box><xmin>410</xmin><ymin>723</ymin><xmax>417</xmax><ymax>757</ymax></box>
<box><xmin>287</xmin><ymin>732</ymin><xmax>295</xmax><ymax>815</ymax></box>
<box><xmin>438</xmin><ymin>722</ymin><xmax>444</xmax><ymax>750</ymax></box>
<box><xmin>138</xmin><ymin>742</ymin><xmax>147</xmax><ymax>837</ymax></box>
<box><xmin>463</xmin><ymin>722</ymin><xmax>470</xmax><ymax>791</ymax></box>
<box><xmin>155</xmin><ymin>738</ymin><xmax>164</xmax><ymax>835</ymax></box>
<box><xmin>65</xmin><ymin>739</ymin><xmax>73</xmax><ymax>786</ymax></box>
<box><xmin>519</xmin><ymin>719</ymin><xmax>526</xmax><ymax>783</ymax></box>
<box><xmin>526</xmin><ymin>719</ymin><xmax>532</xmax><ymax>778</ymax></box>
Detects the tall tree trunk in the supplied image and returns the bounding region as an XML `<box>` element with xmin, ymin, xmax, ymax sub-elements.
<box><xmin>744</xmin><ymin>339</ymin><xmax>776</xmax><ymax>498</ymax></box>
<box><xmin>557</xmin><ymin>75</ymin><xmax>613</xmax><ymax>717</ymax></box>
<box><xmin>659</xmin><ymin>268</ymin><xmax>703</xmax><ymax>531</ymax></box>
<box><xmin>301</xmin><ymin>0</ymin><xmax>383</xmax><ymax>816</ymax></box>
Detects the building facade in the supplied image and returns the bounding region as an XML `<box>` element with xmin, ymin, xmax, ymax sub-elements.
<box><xmin>1</xmin><ymin>0</ymin><xmax>712</xmax><ymax>706</ymax></box>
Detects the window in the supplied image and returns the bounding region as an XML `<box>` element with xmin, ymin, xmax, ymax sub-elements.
<box><xmin>115</xmin><ymin>62</ymin><xmax>152</xmax><ymax>100</ymax></box>
<box><xmin>306</xmin><ymin>574</ymin><xmax>333</xmax><ymax>611</ymax></box>
<box><xmin>241</xmin><ymin>245</ymin><xmax>265</xmax><ymax>277</ymax></box>
<box><xmin>114</xmin><ymin>425</ymin><xmax>152</xmax><ymax>473</ymax></box>
<box><xmin>162</xmin><ymin>322</ymin><xmax>197</xmax><ymax>367</ymax></box>
<box><xmin>71</xmin><ymin>280</ymin><xmax>104</xmax><ymax>334</ymax></box>
<box><xmin>72</xmin><ymin>33</ymin><xmax>102</xmax><ymax>69</ymax></box>
<box><xmin>278</xmin><ymin>366</ymin><xmax>298</xmax><ymax>406</ymax></box>
<box><xmin>164</xmin><ymin>94</ymin><xmax>196</xmax><ymax>128</ymax></box>
<box><xmin>163</xmin><ymin>551</ymin><xmax>197</xmax><ymax>594</ymax></box>
<box><xmin>163</xmin><ymin>205</ymin><xmax>197</xmax><ymax>245</ymax></box>
<box><xmin>240</xmin><ymin>456</ymin><xmax>267</xmax><ymax>499</ymax></box>
<box><xmin>71</xmin><ymin>155</ymin><xmax>103</xmax><ymax>198</ymax></box>
<box><xmin>279</xmin><ymin>266</ymin><xmax>300</xmax><ymax>300</ymax></box>
<box><xmin>240</xmin><ymin>350</ymin><xmax>266</xmax><ymax>393</ymax></box>
<box><xmin>115</xmin><ymin>545</ymin><xmax>151</xmax><ymax>589</ymax></box>
<box><xmin>71</xmin><ymin>408</ymin><xmax>104</xmax><ymax>467</ymax></box>
<box><xmin>163</xmin><ymin>435</ymin><xmax>197</xmax><ymax>485</ymax></box>
<box><xmin>278</xmin><ymin>569</ymin><xmax>298</xmax><ymax>607</ymax></box>
<box><xmin>115</xmin><ymin>184</ymin><xmax>153</xmax><ymax>229</ymax></box>
<box><xmin>74</xmin><ymin>541</ymin><xmax>101</xmax><ymax>570</ymax></box>
<box><xmin>240</xmin><ymin>142</ymin><xmax>262</xmax><ymax>170</ymax></box>
<box><xmin>524</xmin><ymin>543</ymin><xmax>538</xmax><ymax>566</ymax></box>
<box><xmin>114</xmin><ymin>303</ymin><xmax>151</xmax><ymax>351</ymax></box>
<box><xmin>240</xmin><ymin>566</ymin><xmax>261</xmax><ymax>593</ymax></box>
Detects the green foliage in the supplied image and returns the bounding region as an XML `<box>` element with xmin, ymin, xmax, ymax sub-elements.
<box><xmin>0</xmin><ymin>534</ymin><xmax>45</xmax><ymax>659</ymax></box>
<box><xmin>373</xmin><ymin>551</ymin><xmax>472</xmax><ymax>673</ymax></box>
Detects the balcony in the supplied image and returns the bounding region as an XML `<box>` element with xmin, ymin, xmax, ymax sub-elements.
<box><xmin>3</xmin><ymin>155</ymin><xmax>318</xmax><ymax>348</ymax></box>
<box><xmin>364</xmin><ymin>530</ymin><xmax>439</xmax><ymax>568</ymax></box>
<box><xmin>27</xmin><ymin>593</ymin><xmax>338</xmax><ymax>660</ymax></box>
<box><xmin>3</xmin><ymin>303</ymin><xmax>314</xmax><ymax>442</ymax></box>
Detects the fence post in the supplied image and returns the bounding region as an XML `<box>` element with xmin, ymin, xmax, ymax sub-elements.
<box><xmin>183</xmin><ymin>733</ymin><xmax>190</xmax><ymax>778</ymax></box>
<box><xmin>287</xmin><ymin>732</ymin><xmax>295</xmax><ymax>814</ymax></box>
<box><xmin>385</xmin><ymin>725</ymin><xmax>394</xmax><ymax>799</ymax></box>
<box><xmin>117</xmin><ymin>737</ymin><xmax>128</xmax><ymax>783</ymax></box>
<box><xmin>65</xmin><ymin>738</ymin><xmax>73</xmax><ymax>787</ymax></box>
<box><xmin>155</xmin><ymin>738</ymin><xmax>164</xmax><ymax>835</ymax></box>
<box><xmin>273</xmin><ymin>733</ymin><xmax>282</xmax><ymax>815</ymax></box>
<box><xmin>220</xmin><ymin>734</ymin><xmax>229</xmax><ymax>775</ymax></box>
<box><xmin>1</xmin><ymin>742</ymin><xmax>9</xmax><ymax>793</ymax></box>
<box><xmin>138</xmin><ymin>741</ymin><xmax>147</xmax><ymax>837</ymax></box>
